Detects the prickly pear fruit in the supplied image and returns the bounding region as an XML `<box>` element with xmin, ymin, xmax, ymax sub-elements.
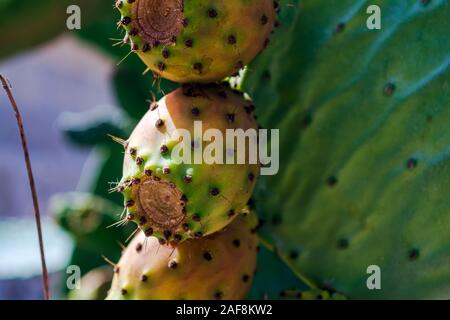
<box><xmin>117</xmin><ymin>83</ymin><xmax>260</xmax><ymax>243</ymax></box>
<box><xmin>107</xmin><ymin>212</ymin><xmax>259</xmax><ymax>300</ymax></box>
<box><xmin>115</xmin><ymin>0</ymin><xmax>278</xmax><ymax>83</ymax></box>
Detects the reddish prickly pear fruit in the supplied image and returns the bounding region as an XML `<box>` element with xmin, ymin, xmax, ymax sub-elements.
<box><xmin>107</xmin><ymin>212</ymin><xmax>259</xmax><ymax>300</ymax></box>
<box><xmin>117</xmin><ymin>83</ymin><xmax>260</xmax><ymax>243</ymax></box>
<box><xmin>115</xmin><ymin>0</ymin><xmax>278</xmax><ymax>83</ymax></box>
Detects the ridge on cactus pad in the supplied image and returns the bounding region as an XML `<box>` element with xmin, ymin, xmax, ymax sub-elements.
<box><xmin>115</xmin><ymin>0</ymin><xmax>278</xmax><ymax>83</ymax></box>
<box><xmin>107</xmin><ymin>212</ymin><xmax>259</xmax><ymax>300</ymax></box>
<box><xmin>117</xmin><ymin>83</ymin><xmax>260</xmax><ymax>243</ymax></box>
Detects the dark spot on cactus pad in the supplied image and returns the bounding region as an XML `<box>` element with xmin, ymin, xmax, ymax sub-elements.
<box><xmin>174</xmin><ymin>233</ymin><xmax>182</xmax><ymax>242</ymax></box>
<box><xmin>168</xmin><ymin>260</ymin><xmax>178</xmax><ymax>269</ymax></box>
<box><xmin>262</xmin><ymin>70</ymin><xmax>271</xmax><ymax>81</ymax></box>
<box><xmin>182</xmin><ymin>223</ymin><xmax>190</xmax><ymax>231</ymax></box>
<box><xmin>126</xmin><ymin>213</ymin><xmax>134</xmax><ymax>221</ymax></box>
<box><xmin>210</xmin><ymin>187</ymin><xmax>220</xmax><ymax>196</ymax></box>
<box><xmin>132</xmin><ymin>178</ymin><xmax>141</xmax><ymax>185</ymax></box>
<box><xmin>384</xmin><ymin>82</ymin><xmax>396</xmax><ymax>96</ymax></box>
<box><xmin>248</xmin><ymin>173</ymin><xmax>255</xmax><ymax>181</ymax></box>
<box><xmin>129</xmin><ymin>148</ymin><xmax>137</xmax><ymax>156</ymax></box>
<box><xmin>145</xmin><ymin>169</ymin><xmax>153</xmax><ymax>176</ymax></box>
<box><xmin>114</xmin><ymin>266</ymin><xmax>120</xmax><ymax>274</ymax></box>
<box><xmin>184</xmin><ymin>39</ymin><xmax>193</xmax><ymax>47</ymax></box>
<box><xmin>271</xmin><ymin>214</ymin><xmax>282</xmax><ymax>226</ymax></box>
<box><xmin>126</xmin><ymin>199</ymin><xmax>135</xmax><ymax>208</ymax></box>
<box><xmin>115</xmin><ymin>1</ymin><xmax>123</xmax><ymax>9</ymax></box>
<box><xmin>214</xmin><ymin>291</ymin><xmax>223</xmax><ymax>300</ymax></box>
<box><xmin>242</xmin><ymin>274</ymin><xmax>250</xmax><ymax>282</ymax></box>
<box><xmin>184</xmin><ymin>175</ymin><xmax>193</xmax><ymax>183</ymax></box>
<box><xmin>140</xmin><ymin>274</ymin><xmax>148</xmax><ymax>282</ymax></box>
<box><xmin>302</xmin><ymin>114</ymin><xmax>313</xmax><ymax>128</ymax></box>
<box><xmin>407</xmin><ymin>158</ymin><xmax>418</xmax><ymax>170</ymax></box>
<box><xmin>408</xmin><ymin>248</ymin><xmax>420</xmax><ymax>261</ymax></box>
<box><xmin>335</xmin><ymin>22</ymin><xmax>345</xmax><ymax>33</ymax></box>
<box><xmin>121</xmin><ymin>288</ymin><xmax>128</xmax><ymax>295</ymax></box>
<box><xmin>159</xmin><ymin>238</ymin><xmax>166</xmax><ymax>245</ymax></box>
<box><xmin>233</xmin><ymin>239</ymin><xmax>241</xmax><ymax>248</ymax></box>
<box><xmin>327</xmin><ymin>176</ymin><xmax>338</xmax><ymax>187</ymax></box>
<box><xmin>142</xmin><ymin>43</ymin><xmax>150</xmax><ymax>52</ymax></box>
<box><xmin>129</xmin><ymin>28</ymin><xmax>138</xmax><ymax>36</ymax></box>
<box><xmin>135</xmin><ymin>243</ymin><xmax>143</xmax><ymax>252</ymax></box>
<box><xmin>203</xmin><ymin>251</ymin><xmax>213</xmax><ymax>261</ymax></box>
<box><xmin>192</xmin><ymin>214</ymin><xmax>201</xmax><ymax>222</ymax></box>
<box><xmin>132</xmin><ymin>44</ymin><xmax>139</xmax><ymax>51</ymax></box>
<box><xmin>163</xmin><ymin>167</ymin><xmax>171</xmax><ymax>175</ymax></box>
<box><xmin>338</xmin><ymin>238</ymin><xmax>349</xmax><ymax>249</ymax></box>
<box><xmin>289</xmin><ymin>250</ymin><xmax>299</xmax><ymax>259</ymax></box>
<box><xmin>228</xmin><ymin>210</ymin><xmax>236</xmax><ymax>218</ymax></box>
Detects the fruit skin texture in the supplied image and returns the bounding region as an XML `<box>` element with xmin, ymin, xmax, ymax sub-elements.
<box><xmin>118</xmin><ymin>83</ymin><xmax>260</xmax><ymax>243</ymax></box>
<box><xmin>115</xmin><ymin>0</ymin><xmax>277</xmax><ymax>83</ymax></box>
<box><xmin>107</xmin><ymin>212</ymin><xmax>259</xmax><ymax>300</ymax></box>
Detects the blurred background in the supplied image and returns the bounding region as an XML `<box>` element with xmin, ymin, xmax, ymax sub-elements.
<box><xmin>0</xmin><ymin>0</ymin><xmax>304</xmax><ymax>300</ymax></box>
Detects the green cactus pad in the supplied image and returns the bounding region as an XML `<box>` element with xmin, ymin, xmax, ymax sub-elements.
<box><xmin>115</xmin><ymin>0</ymin><xmax>278</xmax><ymax>83</ymax></box>
<box><xmin>243</xmin><ymin>0</ymin><xmax>450</xmax><ymax>299</ymax></box>
<box><xmin>119</xmin><ymin>83</ymin><xmax>260</xmax><ymax>243</ymax></box>
<box><xmin>107</xmin><ymin>212</ymin><xmax>259</xmax><ymax>300</ymax></box>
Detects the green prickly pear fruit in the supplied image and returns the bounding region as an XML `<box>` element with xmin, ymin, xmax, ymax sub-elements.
<box><xmin>117</xmin><ymin>83</ymin><xmax>260</xmax><ymax>243</ymax></box>
<box><xmin>115</xmin><ymin>0</ymin><xmax>278</xmax><ymax>83</ymax></box>
<box><xmin>106</xmin><ymin>212</ymin><xmax>259</xmax><ymax>300</ymax></box>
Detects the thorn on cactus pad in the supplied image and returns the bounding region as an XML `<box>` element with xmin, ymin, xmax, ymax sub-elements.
<box><xmin>289</xmin><ymin>250</ymin><xmax>299</xmax><ymax>259</ymax></box>
<box><xmin>337</xmin><ymin>238</ymin><xmax>349</xmax><ymax>249</ymax></box>
<box><xmin>407</xmin><ymin>158</ymin><xmax>418</xmax><ymax>170</ymax></box>
<box><xmin>233</xmin><ymin>239</ymin><xmax>241</xmax><ymax>248</ymax></box>
<box><xmin>408</xmin><ymin>248</ymin><xmax>420</xmax><ymax>261</ymax></box>
<box><xmin>327</xmin><ymin>176</ymin><xmax>338</xmax><ymax>187</ymax></box>
<box><xmin>384</xmin><ymin>82</ymin><xmax>396</xmax><ymax>96</ymax></box>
